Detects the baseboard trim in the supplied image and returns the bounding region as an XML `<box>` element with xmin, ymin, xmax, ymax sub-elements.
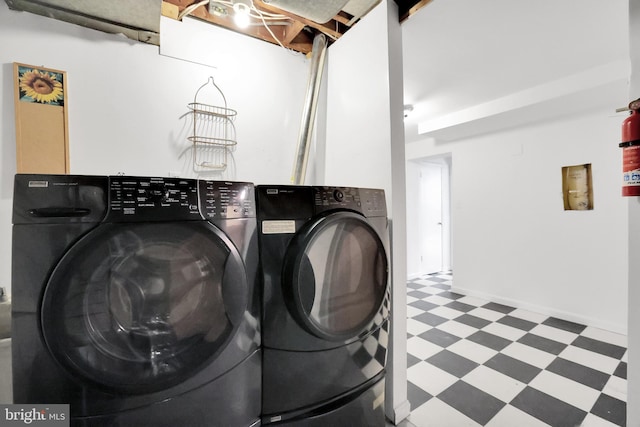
<box><xmin>451</xmin><ymin>285</ymin><xmax>627</xmax><ymax>335</ymax></box>
<box><xmin>387</xmin><ymin>399</ymin><xmax>411</xmax><ymax>425</ymax></box>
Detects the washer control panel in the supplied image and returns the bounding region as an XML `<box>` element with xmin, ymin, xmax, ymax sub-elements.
<box><xmin>108</xmin><ymin>176</ymin><xmax>201</xmax><ymax>221</ymax></box>
<box><xmin>314</xmin><ymin>187</ymin><xmax>386</xmax><ymax>217</ymax></box>
<box><xmin>199</xmin><ymin>180</ymin><xmax>255</xmax><ymax>219</ymax></box>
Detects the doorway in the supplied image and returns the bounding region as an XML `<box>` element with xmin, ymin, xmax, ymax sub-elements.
<box><xmin>406</xmin><ymin>154</ymin><xmax>452</xmax><ymax>277</ymax></box>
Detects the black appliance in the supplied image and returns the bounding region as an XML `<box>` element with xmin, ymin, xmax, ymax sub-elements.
<box><xmin>256</xmin><ymin>185</ymin><xmax>390</xmax><ymax>426</ymax></box>
<box><xmin>11</xmin><ymin>174</ymin><xmax>261</xmax><ymax>427</ymax></box>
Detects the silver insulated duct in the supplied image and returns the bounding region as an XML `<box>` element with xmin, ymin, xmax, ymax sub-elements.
<box><xmin>291</xmin><ymin>33</ymin><xmax>328</xmax><ymax>185</ymax></box>
<box><xmin>4</xmin><ymin>0</ymin><xmax>162</xmax><ymax>45</ymax></box>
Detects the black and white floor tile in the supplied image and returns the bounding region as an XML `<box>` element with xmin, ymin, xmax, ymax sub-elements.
<box><xmin>404</xmin><ymin>272</ymin><xmax>627</xmax><ymax>427</ymax></box>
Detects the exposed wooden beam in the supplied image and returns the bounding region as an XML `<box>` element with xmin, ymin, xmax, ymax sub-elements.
<box><xmin>162</xmin><ymin>0</ymin><xmax>315</xmax><ymax>53</ymax></box>
<box><xmin>333</xmin><ymin>12</ymin><xmax>355</xmax><ymax>27</ymax></box>
<box><xmin>399</xmin><ymin>0</ymin><xmax>433</xmax><ymax>22</ymax></box>
<box><xmin>282</xmin><ymin>20</ymin><xmax>306</xmax><ymax>45</ymax></box>
<box><xmin>161</xmin><ymin>0</ymin><xmax>399</xmax><ymax>54</ymax></box>
<box><xmin>161</xmin><ymin>1</ymin><xmax>179</xmax><ymax>19</ymax></box>
<box><xmin>252</xmin><ymin>0</ymin><xmax>343</xmax><ymax>41</ymax></box>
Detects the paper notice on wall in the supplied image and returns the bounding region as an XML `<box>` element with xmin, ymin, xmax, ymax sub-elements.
<box><xmin>261</xmin><ymin>220</ymin><xmax>296</xmax><ymax>234</ymax></box>
<box><xmin>562</xmin><ymin>164</ymin><xmax>593</xmax><ymax>210</ymax></box>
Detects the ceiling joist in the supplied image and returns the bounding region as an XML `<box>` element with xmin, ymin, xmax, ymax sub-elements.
<box><xmin>161</xmin><ymin>0</ymin><xmax>430</xmax><ymax>54</ymax></box>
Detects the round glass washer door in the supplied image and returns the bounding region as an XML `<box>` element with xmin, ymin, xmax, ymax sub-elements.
<box><xmin>283</xmin><ymin>211</ymin><xmax>388</xmax><ymax>341</ymax></box>
<box><xmin>41</xmin><ymin>221</ymin><xmax>247</xmax><ymax>394</ymax></box>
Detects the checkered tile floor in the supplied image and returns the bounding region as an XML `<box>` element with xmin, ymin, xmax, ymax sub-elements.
<box><xmin>404</xmin><ymin>272</ymin><xmax>627</xmax><ymax>427</ymax></box>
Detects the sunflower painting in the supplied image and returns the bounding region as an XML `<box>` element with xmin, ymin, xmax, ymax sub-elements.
<box><xmin>17</xmin><ymin>65</ymin><xmax>64</xmax><ymax>106</ymax></box>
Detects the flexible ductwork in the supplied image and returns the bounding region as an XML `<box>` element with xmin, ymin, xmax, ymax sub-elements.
<box><xmin>264</xmin><ymin>0</ymin><xmax>380</xmax><ymax>24</ymax></box>
<box><xmin>291</xmin><ymin>33</ymin><xmax>328</xmax><ymax>185</ymax></box>
<box><xmin>4</xmin><ymin>0</ymin><xmax>161</xmax><ymax>45</ymax></box>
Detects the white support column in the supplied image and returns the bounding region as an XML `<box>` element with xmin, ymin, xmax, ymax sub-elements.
<box><xmin>385</xmin><ymin>0</ymin><xmax>411</xmax><ymax>423</ymax></box>
<box><xmin>627</xmin><ymin>3</ymin><xmax>640</xmax><ymax>426</ymax></box>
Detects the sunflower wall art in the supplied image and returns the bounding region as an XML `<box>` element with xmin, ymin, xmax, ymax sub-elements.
<box><xmin>17</xmin><ymin>65</ymin><xmax>65</xmax><ymax>105</ymax></box>
<box><xmin>13</xmin><ymin>62</ymin><xmax>69</xmax><ymax>174</ymax></box>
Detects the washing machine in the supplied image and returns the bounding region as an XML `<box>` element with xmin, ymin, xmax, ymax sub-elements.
<box><xmin>256</xmin><ymin>185</ymin><xmax>390</xmax><ymax>426</ymax></box>
<box><xmin>11</xmin><ymin>174</ymin><xmax>261</xmax><ymax>427</ymax></box>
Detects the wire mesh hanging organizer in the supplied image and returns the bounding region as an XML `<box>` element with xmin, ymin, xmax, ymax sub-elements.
<box><xmin>188</xmin><ymin>76</ymin><xmax>237</xmax><ymax>170</ymax></box>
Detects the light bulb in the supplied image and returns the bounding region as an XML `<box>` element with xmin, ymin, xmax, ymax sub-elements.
<box><xmin>233</xmin><ymin>2</ymin><xmax>250</xmax><ymax>28</ymax></box>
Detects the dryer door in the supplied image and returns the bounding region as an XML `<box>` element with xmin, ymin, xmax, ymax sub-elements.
<box><xmin>40</xmin><ymin>221</ymin><xmax>248</xmax><ymax>394</ymax></box>
<box><xmin>283</xmin><ymin>211</ymin><xmax>388</xmax><ymax>341</ymax></box>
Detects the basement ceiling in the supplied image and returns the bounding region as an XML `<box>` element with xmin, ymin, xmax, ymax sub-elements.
<box><xmin>162</xmin><ymin>0</ymin><xmax>427</xmax><ymax>54</ymax></box>
<box><xmin>5</xmin><ymin>0</ymin><xmax>427</xmax><ymax>54</ymax></box>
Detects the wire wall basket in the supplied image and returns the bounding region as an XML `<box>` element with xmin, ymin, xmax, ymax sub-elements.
<box><xmin>187</xmin><ymin>77</ymin><xmax>237</xmax><ymax>170</ymax></box>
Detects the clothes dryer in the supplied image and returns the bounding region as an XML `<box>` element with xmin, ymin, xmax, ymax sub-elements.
<box><xmin>12</xmin><ymin>174</ymin><xmax>260</xmax><ymax>427</ymax></box>
<box><xmin>256</xmin><ymin>185</ymin><xmax>390</xmax><ymax>426</ymax></box>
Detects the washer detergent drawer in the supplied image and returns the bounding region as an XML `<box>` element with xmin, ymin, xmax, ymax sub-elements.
<box><xmin>266</xmin><ymin>375</ymin><xmax>385</xmax><ymax>427</ymax></box>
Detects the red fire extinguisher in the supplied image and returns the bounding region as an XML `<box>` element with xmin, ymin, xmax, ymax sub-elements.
<box><xmin>620</xmin><ymin>99</ymin><xmax>640</xmax><ymax>196</ymax></box>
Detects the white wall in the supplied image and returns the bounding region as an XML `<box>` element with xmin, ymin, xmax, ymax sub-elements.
<box><xmin>0</xmin><ymin>4</ymin><xmax>309</xmax><ymax>297</ymax></box>
<box><xmin>407</xmin><ymin>97</ymin><xmax>629</xmax><ymax>333</ymax></box>
<box><xmin>323</xmin><ymin>1</ymin><xmax>409</xmax><ymax>422</ymax></box>
<box><xmin>323</xmin><ymin>5</ymin><xmax>393</xmax><ymax>196</ymax></box>
<box><xmin>405</xmin><ymin>160</ymin><xmax>421</xmax><ymax>277</ymax></box>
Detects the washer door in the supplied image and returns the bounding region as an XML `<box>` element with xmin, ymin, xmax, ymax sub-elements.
<box><xmin>283</xmin><ymin>212</ymin><xmax>388</xmax><ymax>341</ymax></box>
<box><xmin>40</xmin><ymin>222</ymin><xmax>248</xmax><ymax>394</ymax></box>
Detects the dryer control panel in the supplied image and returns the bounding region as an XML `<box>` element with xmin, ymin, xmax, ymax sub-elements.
<box><xmin>107</xmin><ymin>176</ymin><xmax>201</xmax><ymax>222</ymax></box>
<box><xmin>314</xmin><ymin>187</ymin><xmax>386</xmax><ymax>218</ymax></box>
<box><xmin>199</xmin><ymin>180</ymin><xmax>256</xmax><ymax>219</ymax></box>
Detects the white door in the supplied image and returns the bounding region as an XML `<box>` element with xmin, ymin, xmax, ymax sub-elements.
<box><xmin>420</xmin><ymin>163</ymin><xmax>443</xmax><ymax>274</ymax></box>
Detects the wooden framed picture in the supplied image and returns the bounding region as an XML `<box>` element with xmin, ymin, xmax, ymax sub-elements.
<box><xmin>13</xmin><ymin>62</ymin><xmax>69</xmax><ymax>173</ymax></box>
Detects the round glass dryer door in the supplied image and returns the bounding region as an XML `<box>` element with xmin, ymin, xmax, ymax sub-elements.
<box><xmin>40</xmin><ymin>222</ymin><xmax>247</xmax><ymax>394</ymax></box>
<box><xmin>284</xmin><ymin>212</ymin><xmax>388</xmax><ymax>341</ymax></box>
